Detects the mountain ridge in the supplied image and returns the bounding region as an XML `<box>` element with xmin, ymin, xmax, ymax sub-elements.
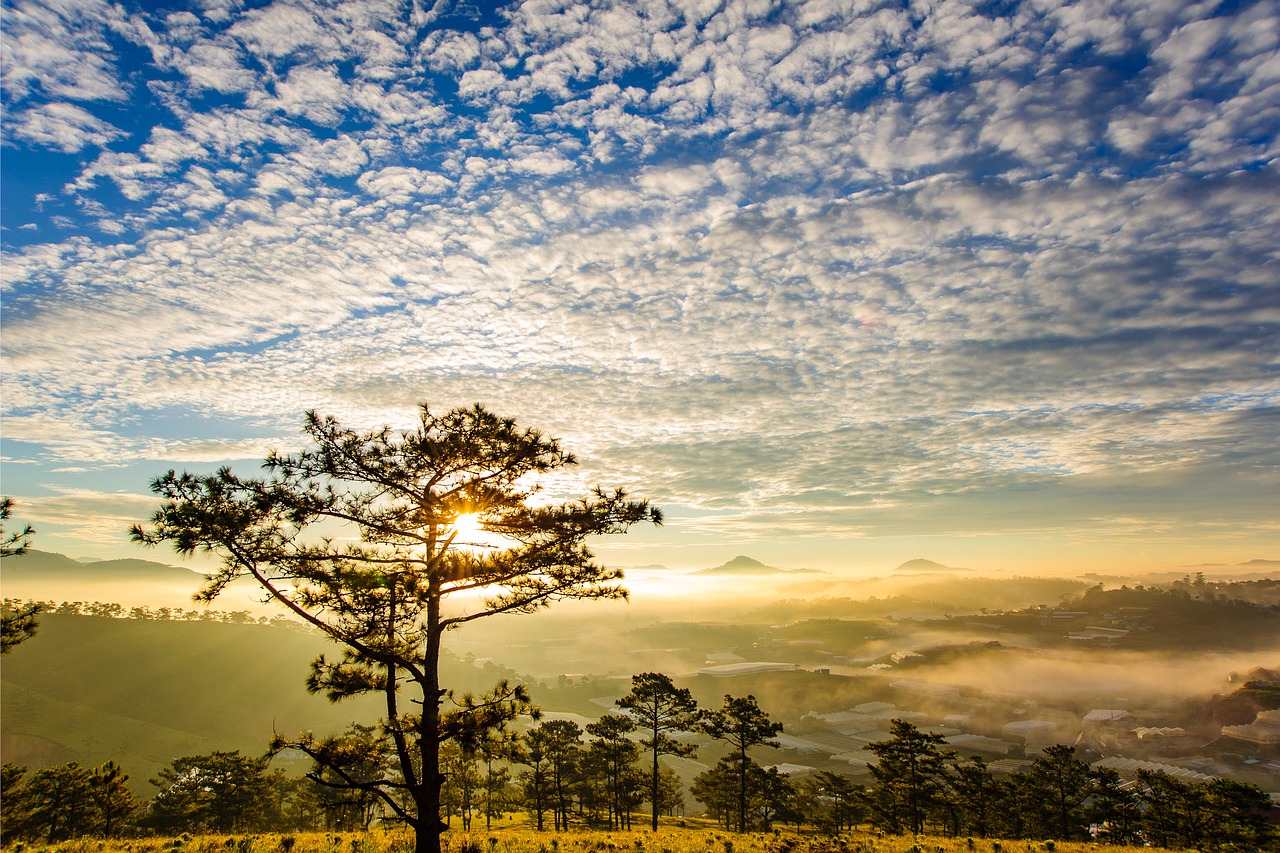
<box><xmin>691</xmin><ymin>555</ymin><xmax>826</xmax><ymax>576</ymax></box>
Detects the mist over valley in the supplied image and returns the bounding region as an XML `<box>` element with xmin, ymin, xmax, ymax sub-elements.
<box><xmin>4</xmin><ymin>547</ymin><xmax>1277</xmax><ymax>802</ymax></box>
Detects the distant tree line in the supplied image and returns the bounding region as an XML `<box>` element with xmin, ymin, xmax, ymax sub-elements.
<box><xmin>1</xmin><ymin>597</ymin><xmax>308</xmax><ymax>628</ymax></box>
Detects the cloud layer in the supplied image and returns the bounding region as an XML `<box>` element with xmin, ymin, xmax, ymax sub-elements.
<box><xmin>2</xmin><ymin>0</ymin><xmax>1277</xmax><ymax>567</ymax></box>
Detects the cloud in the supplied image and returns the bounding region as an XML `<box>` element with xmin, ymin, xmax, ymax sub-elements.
<box><xmin>5</xmin><ymin>102</ymin><xmax>124</xmax><ymax>152</ymax></box>
<box><xmin>1</xmin><ymin>0</ymin><xmax>131</xmax><ymax>104</ymax></box>
<box><xmin>17</xmin><ymin>486</ymin><xmax>164</xmax><ymax>548</ymax></box>
<box><xmin>1</xmin><ymin>0</ymin><xmax>1277</xmax><ymax>565</ymax></box>
<box><xmin>228</xmin><ymin>2</ymin><xmax>334</xmax><ymax>60</ymax></box>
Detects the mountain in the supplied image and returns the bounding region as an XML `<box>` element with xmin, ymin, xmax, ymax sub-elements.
<box><xmin>893</xmin><ymin>558</ymin><xmax>970</xmax><ymax>574</ymax></box>
<box><xmin>692</xmin><ymin>556</ymin><xmax>824</xmax><ymax>576</ymax></box>
<box><xmin>0</xmin><ymin>549</ymin><xmax>203</xmax><ymax>582</ymax></box>
<box><xmin>0</xmin><ymin>548</ymin><xmax>261</xmax><ymax>612</ymax></box>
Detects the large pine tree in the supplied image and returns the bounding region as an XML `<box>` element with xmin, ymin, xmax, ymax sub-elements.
<box><xmin>133</xmin><ymin>403</ymin><xmax>660</xmax><ymax>853</ymax></box>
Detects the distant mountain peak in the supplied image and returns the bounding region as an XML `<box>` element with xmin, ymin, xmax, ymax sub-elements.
<box><xmin>691</xmin><ymin>556</ymin><xmax>780</xmax><ymax>576</ymax></box>
<box><xmin>692</xmin><ymin>556</ymin><xmax>825</xmax><ymax>576</ymax></box>
<box><xmin>895</xmin><ymin>558</ymin><xmax>969</xmax><ymax>573</ymax></box>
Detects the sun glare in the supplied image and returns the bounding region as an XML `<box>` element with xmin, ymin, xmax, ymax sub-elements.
<box><xmin>452</xmin><ymin>512</ymin><xmax>484</xmax><ymax>541</ymax></box>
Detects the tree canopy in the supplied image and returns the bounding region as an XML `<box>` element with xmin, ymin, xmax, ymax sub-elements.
<box><xmin>699</xmin><ymin>694</ymin><xmax>782</xmax><ymax>833</ymax></box>
<box><xmin>616</xmin><ymin>671</ymin><xmax>701</xmax><ymax>830</ymax></box>
<box><xmin>132</xmin><ymin>403</ymin><xmax>660</xmax><ymax>853</ymax></box>
<box><xmin>1</xmin><ymin>497</ymin><xmax>40</xmax><ymax>654</ymax></box>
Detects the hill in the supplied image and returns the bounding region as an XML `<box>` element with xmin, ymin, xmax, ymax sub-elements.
<box><xmin>0</xmin><ymin>549</ymin><xmax>269</xmax><ymax>613</ymax></box>
<box><xmin>1</xmin><ymin>548</ymin><xmax>202</xmax><ymax>582</ymax></box>
<box><xmin>894</xmin><ymin>558</ymin><xmax>969</xmax><ymax>573</ymax></box>
<box><xmin>0</xmin><ymin>612</ymin><xmax>519</xmax><ymax>792</ymax></box>
<box><xmin>691</xmin><ymin>556</ymin><xmax>824</xmax><ymax>576</ymax></box>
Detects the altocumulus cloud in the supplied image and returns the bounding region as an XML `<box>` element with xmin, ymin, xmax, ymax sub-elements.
<box><xmin>1</xmin><ymin>0</ymin><xmax>1277</xmax><ymax>567</ymax></box>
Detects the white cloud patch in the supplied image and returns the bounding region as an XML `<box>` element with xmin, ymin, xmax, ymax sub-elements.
<box><xmin>5</xmin><ymin>101</ymin><xmax>124</xmax><ymax>152</ymax></box>
<box><xmin>1</xmin><ymin>0</ymin><xmax>130</xmax><ymax>104</ymax></box>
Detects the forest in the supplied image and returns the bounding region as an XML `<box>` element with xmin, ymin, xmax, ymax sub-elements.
<box><xmin>2</xmin><ymin>679</ymin><xmax>1274</xmax><ymax>850</ymax></box>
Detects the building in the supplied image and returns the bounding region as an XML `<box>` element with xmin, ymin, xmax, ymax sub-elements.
<box><xmin>696</xmin><ymin>661</ymin><xmax>798</xmax><ymax>677</ymax></box>
<box><xmin>1221</xmin><ymin>709</ymin><xmax>1280</xmax><ymax>745</ymax></box>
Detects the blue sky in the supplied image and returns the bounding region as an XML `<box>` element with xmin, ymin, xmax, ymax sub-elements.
<box><xmin>1</xmin><ymin>0</ymin><xmax>1277</xmax><ymax>574</ymax></box>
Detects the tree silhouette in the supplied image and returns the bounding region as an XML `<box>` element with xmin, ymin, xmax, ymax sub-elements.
<box><xmin>293</xmin><ymin>722</ymin><xmax>394</xmax><ymax>830</ymax></box>
<box><xmin>865</xmin><ymin>719</ymin><xmax>955</xmax><ymax>835</ymax></box>
<box><xmin>584</xmin><ymin>713</ymin><xmax>640</xmax><ymax>830</ymax></box>
<box><xmin>1</xmin><ymin>498</ymin><xmax>40</xmax><ymax>654</ymax></box>
<box><xmin>0</xmin><ymin>497</ymin><xmax>34</xmax><ymax>558</ymax></box>
<box><xmin>949</xmin><ymin>756</ymin><xmax>1002</xmax><ymax>838</ymax></box>
<box><xmin>147</xmin><ymin>750</ymin><xmax>275</xmax><ymax>833</ymax></box>
<box><xmin>1023</xmin><ymin>744</ymin><xmax>1092</xmax><ymax>839</ymax></box>
<box><xmin>690</xmin><ymin>758</ymin><xmax>739</xmax><ymax>830</ymax></box>
<box><xmin>616</xmin><ymin>671</ymin><xmax>700</xmax><ymax>830</ymax></box>
<box><xmin>520</xmin><ymin>718</ymin><xmax>583</xmax><ymax>830</ymax></box>
<box><xmin>807</xmin><ymin>769</ymin><xmax>864</xmax><ymax>833</ymax></box>
<box><xmin>699</xmin><ymin>694</ymin><xmax>782</xmax><ymax>832</ymax></box>
<box><xmin>133</xmin><ymin>404</ymin><xmax>659</xmax><ymax>853</ymax></box>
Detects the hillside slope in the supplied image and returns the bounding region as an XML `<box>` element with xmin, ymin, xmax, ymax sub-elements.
<box><xmin>0</xmin><ymin>613</ymin><xmax>516</xmax><ymax>792</ymax></box>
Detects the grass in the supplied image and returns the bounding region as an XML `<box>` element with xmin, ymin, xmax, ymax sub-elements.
<box><xmin>3</xmin><ymin>824</ymin><xmax>1180</xmax><ymax>853</ymax></box>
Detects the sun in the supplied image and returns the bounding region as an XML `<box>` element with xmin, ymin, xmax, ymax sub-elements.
<box><xmin>451</xmin><ymin>512</ymin><xmax>484</xmax><ymax>542</ymax></box>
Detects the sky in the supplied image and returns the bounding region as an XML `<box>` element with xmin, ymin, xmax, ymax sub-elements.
<box><xmin>1</xmin><ymin>0</ymin><xmax>1277</xmax><ymax>577</ymax></box>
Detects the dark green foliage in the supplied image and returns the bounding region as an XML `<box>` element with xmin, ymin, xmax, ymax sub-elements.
<box><xmin>516</xmin><ymin>719</ymin><xmax>582</xmax><ymax>831</ymax></box>
<box><xmin>754</xmin><ymin>765</ymin><xmax>798</xmax><ymax>831</ymax></box>
<box><xmin>146</xmin><ymin>750</ymin><xmax>277</xmax><ymax>834</ymax></box>
<box><xmin>284</xmin><ymin>722</ymin><xmax>394</xmax><ymax>831</ymax></box>
<box><xmin>691</xmin><ymin>757</ymin><xmax>794</xmax><ymax>832</ymax></box>
<box><xmin>0</xmin><ymin>600</ymin><xmax>42</xmax><ymax>655</ymax></box>
<box><xmin>865</xmin><ymin>719</ymin><xmax>955</xmax><ymax>835</ymax></box>
<box><xmin>689</xmin><ymin>757</ymin><xmax>741</xmax><ymax>830</ymax></box>
<box><xmin>0</xmin><ymin>497</ymin><xmax>34</xmax><ymax>559</ymax></box>
<box><xmin>584</xmin><ymin>713</ymin><xmax>641</xmax><ymax>830</ymax></box>
<box><xmin>132</xmin><ymin>404</ymin><xmax>659</xmax><ymax>853</ymax></box>
<box><xmin>804</xmin><ymin>770</ymin><xmax>865</xmax><ymax>834</ymax></box>
<box><xmin>616</xmin><ymin>671</ymin><xmax>701</xmax><ymax>831</ymax></box>
<box><xmin>698</xmin><ymin>694</ymin><xmax>783</xmax><ymax>833</ymax></box>
<box><xmin>850</xmin><ymin>718</ymin><xmax>1275</xmax><ymax>848</ymax></box>
<box><xmin>1086</xmin><ymin>767</ymin><xmax>1139</xmax><ymax>844</ymax></box>
<box><xmin>439</xmin><ymin>740</ymin><xmax>482</xmax><ymax>830</ymax></box>
<box><xmin>948</xmin><ymin>757</ymin><xmax>1003</xmax><ymax>839</ymax></box>
<box><xmin>1061</xmin><ymin>583</ymin><xmax>1280</xmax><ymax>649</ymax></box>
<box><xmin>1</xmin><ymin>497</ymin><xmax>40</xmax><ymax>654</ymax></box>
<box><xmin>1135</xmin><ymin>769</ymin><xmax>1274</xmax><ymax>850</ymax></box>
<box><xmin>1020</xmin><ymin>745</ymin><xmax>1093</xmax><ymax>840</ymax></box>
<box><xmin>0</xmin><ymin>760</ymin><xmax>137</xmax><ymax>842</ymax></box>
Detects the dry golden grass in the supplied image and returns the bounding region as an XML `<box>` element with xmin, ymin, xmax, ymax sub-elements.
<box><xmin>4</xmin><ymin>823</ymin><xmax>1185</xmax><ymax>853</ymax></box>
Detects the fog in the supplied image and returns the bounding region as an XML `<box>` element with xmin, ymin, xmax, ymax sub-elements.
<box><xmin>6</xmin><ymin>550</ymin><xmax>1275</xmax><ymax>713</ymax></box>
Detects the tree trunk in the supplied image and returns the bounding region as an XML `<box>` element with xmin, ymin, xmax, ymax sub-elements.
<box><xmin>415</xmin><ymin>595</ymin><xmax>445</xmax><ymax>853</ymax></box>
<box><xmin>650</xmin><ymin>740</ymin><xmax>660</xmax><ymax>831</ymax></box>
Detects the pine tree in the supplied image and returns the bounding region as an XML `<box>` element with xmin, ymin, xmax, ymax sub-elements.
<box><xmin>132</xmin><ymin>403</ymin><xmax>659</xmax><ymax>853</ymax></box>
<box><xmin>616</xmin><ymin>671</ymin><xmax>700</xmax><ymax>830</ymax></box>
<box><xmin>865</xmin><ymin>719</ymin><xmax>955</xmax><ymax>835</ymax></box>
<box><xmin>699</xmin><ymin>694</ymin><xmax>782</xmax><ymax>832</ymax></box>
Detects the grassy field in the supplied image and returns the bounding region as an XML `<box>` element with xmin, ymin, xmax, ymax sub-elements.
<box><xmin>2</xmin><ymin>824</ymin><xmax>1178</xmax><ymax>853</ymax></box>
